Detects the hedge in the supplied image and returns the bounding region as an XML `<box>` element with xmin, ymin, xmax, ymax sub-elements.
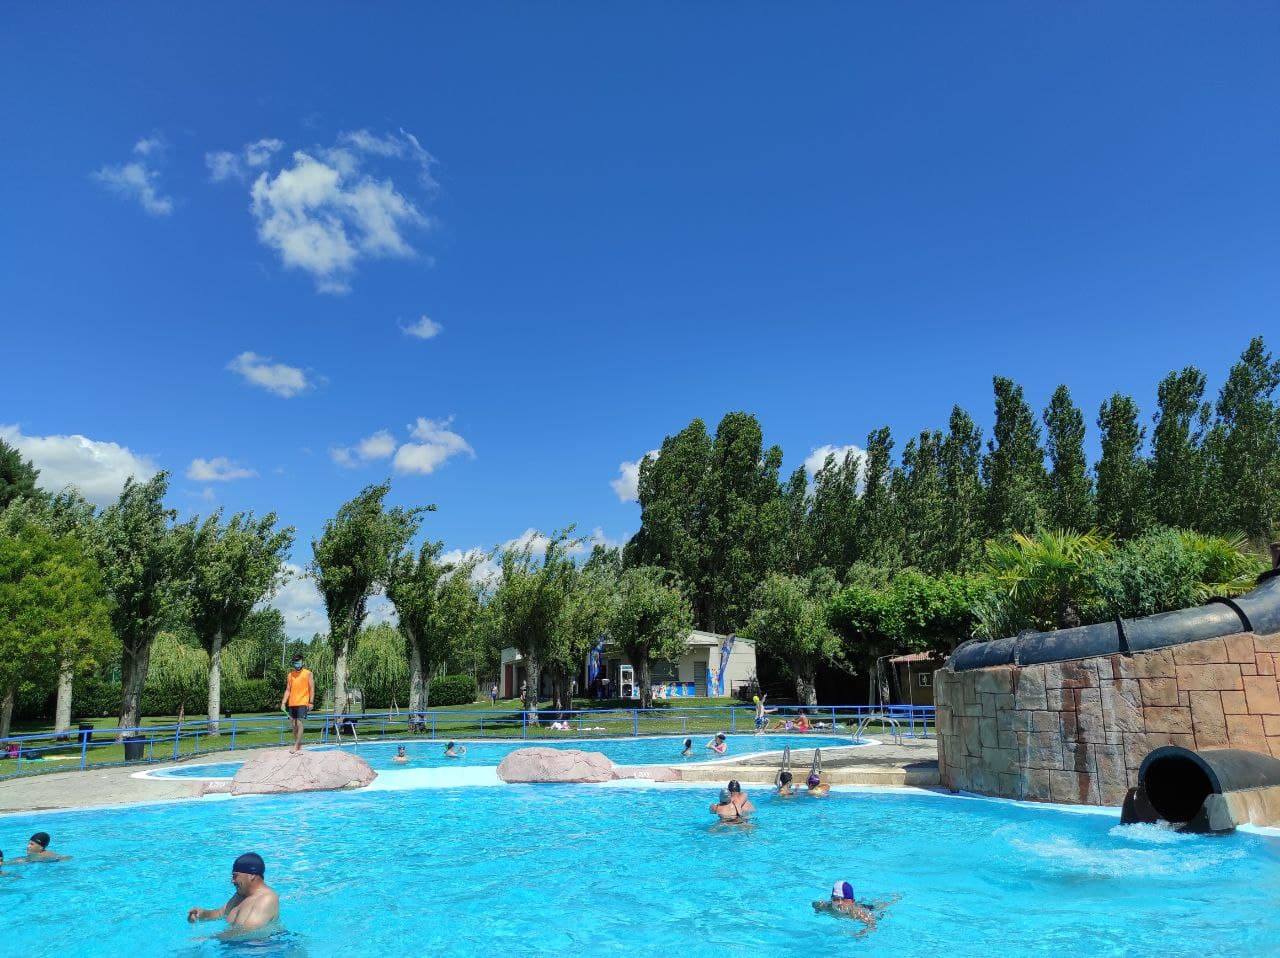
<box><xmin>428</xmin><ymin>674</ymin><xmax>477</xmax><ymax>707</ymax></box>
<box><xmin>69</xmin><ymin>677</ymin><xmax>279</xmax><ymax>720</ymax></box>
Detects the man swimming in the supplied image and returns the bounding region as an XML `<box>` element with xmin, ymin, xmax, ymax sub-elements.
<box><xmin>444</xmin><ymin>741</ymin><xmax>466</xmax><ymax>758</ymax></box>
<box><xmin>188</xmin><ymin>853</ymin><xmax>280</xmax><ymax>938</ymax></box>
<box><xmin>813</xmin><ymin>880</ymin><xmax>880</xmax><ymax>934</ymax></box>
<box><xmin>393</xmin><ymin>745</ymin><xmax>409</xmax><ymax>764</ymax></box>
<box><xmin>11</xmin><ymin>832</ymin><xmax>69</xmax><ymax>863</ymax></box>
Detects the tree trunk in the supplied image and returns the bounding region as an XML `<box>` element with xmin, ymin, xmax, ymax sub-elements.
<box><xmin>637</xmin><ymin>655</ymin><xmax>652</xmax><ymax>710</ymax></box>
<box><xmin>54</xmin><ymin>660</ymin><xmax>74</xmax><ymax>734</ymax></box>
<box><xmin>523</xmin><ymin>651</ymin><xmax>540</xmax><ymax>717</ymax></box>
<box><xmin>207</xmin><ymin>629</ymin><xmax>224</xmax><ymax>735</ymax></box>
<box><xmin>405</xmin><ymin>628</ymin><xmax>426</xmax><ymax>714</ymax></box>
<box><xmin>0</xmin><ymin>686</ymin><xmax>14</xmax><ymax>740</ymax></box>
<box><xmin>795</xmin><ymin>669</ymin><xmax>818</xmax><ymax>707</ymax></box>
<box><xmin>117</xmin><ymin>637</ymin><xmax>154</xmax><ymax>740</ymax></box>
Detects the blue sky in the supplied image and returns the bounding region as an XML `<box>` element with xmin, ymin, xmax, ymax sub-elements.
<box><xmin>2</xmin><ymin>4</ymin><xmax>1278</xmax><ymax>634</ymax></box>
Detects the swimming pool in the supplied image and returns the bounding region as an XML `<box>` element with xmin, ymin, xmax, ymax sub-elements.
<box><xmin>3</xmin><ymin>783</ymin><xmax>1278</xmax><ymax>957</ymax></box>
<box><xmin>149</xmin><ymin>733</ymin><xmax>849</xmax><ymax>779</ymax></box>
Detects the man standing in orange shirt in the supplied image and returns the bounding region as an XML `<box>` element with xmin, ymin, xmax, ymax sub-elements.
<box><xmin>280</xmin><ymin>654</ymin><xmax>314</xmax><ymax>754</ymax></box>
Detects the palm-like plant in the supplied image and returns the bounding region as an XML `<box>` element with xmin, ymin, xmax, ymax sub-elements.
<box><xmin>976</xmin><ymin>529</ymin><xmax>1114</xmax><ymax>637</ymax></box>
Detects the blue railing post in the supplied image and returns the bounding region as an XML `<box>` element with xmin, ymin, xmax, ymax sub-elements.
<box><xmin>230</xmin><ymin>718</ymin><xmax>237</xmax><ymax>752</ymax></box>
<box><xmin>431</xmin><ymin>715</ymin><xmax>436</xmax><ymax>739</ymax></box>
<box><xmin>632</xmin><ymin>710</ymin><xmax>639</xmax><ymax>736</ymax></box>
<box><xmin>173</xmin><ymin>725</ymin><xmax>180</xmax><ymax>760</ymax></box>
<box><xmin>522</xmin><ymin>711</ymin><xmax>528</xmax><ymax>739</ymax></box>
<box><xmin>79</xmin><ymin>729</ymin><xmax>89</xmax><ymax>770</ymax></box>
<box><xmin>730</xmin><ymin>707</ymin><xmax>736</xmax><ymax>733</ymax></box>
<box><xmin>831</xmin><ymin>705</ymin><xmax>837</xmax><ymax>730</ymax></box>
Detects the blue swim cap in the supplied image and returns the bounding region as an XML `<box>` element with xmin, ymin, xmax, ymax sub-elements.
<box><xmin>233</xmin><ymin>852</ymin><xmax>265</xmax><ymax>877</ymax></box>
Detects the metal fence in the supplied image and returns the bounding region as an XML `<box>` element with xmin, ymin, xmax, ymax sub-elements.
<box><xmin>0</xmin><ymin>703</ymin><xmax>934</xmax><ymax>780</ymax></box>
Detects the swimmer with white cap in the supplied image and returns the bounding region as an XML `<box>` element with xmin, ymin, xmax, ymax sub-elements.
<box><xmin>813</xmin><ymin>880</ymin><xmax>897</xmax><ymax>936</ymax></box>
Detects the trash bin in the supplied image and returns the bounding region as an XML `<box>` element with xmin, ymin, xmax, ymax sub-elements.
<box><xmin>78</xmin><ymin>723</ymin><xmax>95</xmax><ymax>745</ymax></box>
<box><xmin>123</xmin><ymin>736</ymin><xmax>146</xmax><ymax>761</ymax></box>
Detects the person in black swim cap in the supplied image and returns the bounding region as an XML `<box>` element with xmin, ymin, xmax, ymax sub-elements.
<box><xmin>13</xmin><ymin>831</ymin><xmax>69</xmax><ymax>863</ymax></box>
<box><xmin>188</xmin><ymin>852</ymin><xmax>280</xmax><ymax>936</ymax></box>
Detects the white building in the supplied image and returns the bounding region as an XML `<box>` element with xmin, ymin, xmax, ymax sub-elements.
<box><xmin>498</xmin><ymin>630</ymin><xmax>756</xmax><ymax>700</ymax></box>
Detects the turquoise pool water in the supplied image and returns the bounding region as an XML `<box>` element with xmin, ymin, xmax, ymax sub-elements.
<box><xmin>2</xmin><ymin>784</ymin><xmax>1277</xmax><ymax>957</ymax></box>
<box><xmin>151</xmin><ymin>734</ymin><xmax>846</xmax><ymax>778</ymax></box>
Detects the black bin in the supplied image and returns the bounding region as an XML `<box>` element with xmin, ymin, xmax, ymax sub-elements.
<box><xmin>78</xmin><ymin>723</ymin><xmax>95</xmax><ymax>745</ymax></box>
<box><xmin>123</xmin><ymin>736</ymin><xmax>146</xmax><ymax>761</ymax></box>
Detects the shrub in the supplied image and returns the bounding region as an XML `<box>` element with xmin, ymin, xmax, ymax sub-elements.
<box><xmin>428</xmin><ymin>674</ymin><xmax>477</xmax><ymax>707</ymax></box>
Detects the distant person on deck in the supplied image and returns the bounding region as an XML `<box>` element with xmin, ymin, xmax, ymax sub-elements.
<box><xmin>489</xmin><ymin>683</ymin><xmax>498</xmax><ymax>705</ymax></box>
<box><xmin>280</xmin><ymin>655</ymin><xmax>314</xmax><ymax>754</ymax></box>
<box><xmin>794</xmin><ymin>712</ymin><xmax>811</xmax><ymax>732</ymax></box>
<box><xmin>188</xmin><ymin>852</ymin><xmax>280</xmax><ymax>939</ymax></box>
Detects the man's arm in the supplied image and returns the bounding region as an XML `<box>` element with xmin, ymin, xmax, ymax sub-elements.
<box><xmin>280</xmin><ymin>674</ymin><xmax>290</xmax><ymax>710</ymax></box>
<box><xmin>189</xmin><ymin>893</ymin><xmax>240</xmax><ymax>924</ymax></box>
<box><xmin>305</xmin><ymin>671</ymin><xmax>314</xmax><ymax>707</ymax></box>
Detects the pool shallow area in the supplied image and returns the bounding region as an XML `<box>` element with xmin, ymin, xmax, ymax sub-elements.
<box><xmin>3</xmin><ymin>783</ymin><xmax>1279</xmax><ymax>958</ymax></box>
<box><xmin>147</xmin><ymin>733</ymin><xmax>848</xmax><ymax>779</ymax></box>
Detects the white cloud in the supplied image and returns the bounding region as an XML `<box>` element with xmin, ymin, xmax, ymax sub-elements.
<box><xmin>198</xmin><ymin>487</ymin><xmax>217</xmax><ymax>503</ymax></box>
<box><xmin>206</xmin><ymin>138</ymin><xmax>285</xmax><ymax>183</ymax></box>
<box><xmin>227</xmin><ymin>351</ymin><xmax>313</xmax><ymax>398</ymax></box>
<box><xmin>93</xmin><ymin>137</ymin><xmax>173</xmax><ymax>216</ymax></box>
<box><xmin>803</xmin><ymin>444</ymin><xmax>866</xmax><ymax>480</ymax></box>
<box><xmin>393</xmin><ymin>417</ymin><xmax>474</xmax><ymax>475</ymax></box>
<box><xmin>187</xmin><ymin>457</ymin><xmax>257</xmax><ymax>482</ymax></box>
<box><xmin>331</xmin><ymin>429</ymin><xmax>396</xmax><ymax>468</ymax></box>
<box><xmin>0</xmin><ymin>424</ymin><xmax>158</xmax><ymax>507</ymax></box>
<box><xmin>611</xmin><ymin>449</ymin><xmax>660</xmax><ymax>502</ymax></box>
<box><xmin>401</xmin><ymin>315</ymin><xmax>442</xmax><ymax>340</ymax></box>
<box><xmin>264</xmin><ymin>563</ymin><xmax>326</xmax><ymax>639</ymax></box>
<box><xmin>238</xmin><ymin>130</ymin><xmax>432</xmax><ymax>294</ymax></box>
<box><xmin>440</xmin><ymin>547</ymin><xmax>501</xmax><ymax>587</ymax></box>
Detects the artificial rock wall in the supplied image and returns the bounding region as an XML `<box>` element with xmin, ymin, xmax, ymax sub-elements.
<box><xmin>934</xmin><ymin>629</ymin><xmax>1280</xmax><ymax>806</ymax></box>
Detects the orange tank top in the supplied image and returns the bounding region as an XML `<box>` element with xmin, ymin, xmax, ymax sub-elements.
<box><xmin>285</xmin><ymin>669</ymin><xmax>313</xmax><ymax>706</ymax></box>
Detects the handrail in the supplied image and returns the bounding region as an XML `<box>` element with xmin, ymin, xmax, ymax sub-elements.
<box><xmin>0</xmin><ymin>703</ymin><xmax>935</xmax><ymax>780</ymax></box>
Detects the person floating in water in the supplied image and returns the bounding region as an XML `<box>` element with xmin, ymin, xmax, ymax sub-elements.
<box><xmin>10</xmin><ymin>832</ymin><xmax>69</xmax><ymax>863</ymax></box>
<box><xmin>709</xmin><ymin>779</ymin><xmax>755</xmax><ymax>823</ymax></box>
<box><xmin>775</xmin><ymin>770</ymin><xmax>795</xmax><ymax>797</ymax></box>
<box><xmin>444</xmin><ymin>741</ymin><xmax>466</xmax><ymax>758</ymax></box>
<box><xmin>806</xmin><ymin>748</ymin><xmax>829</xmax><ymax>796</ymax></box>
<box><xmin>814</xmin><ymin>881</ymin><xmax>898</xmax><ymax>937</ymax></box>
<box><xmin>279</xmin><ymin>654</ymin><xmax>313</xmax><ymax>754</ymax></box>
<box><xmin>681</xmin><ymin>737</ymin><xmax>693</xmax><ymax>757</ymax></box>
<box><xmin>393</xmin><ymin>745</ymin><xmax>409</xmax><ymax>764</ymax></box>
<box><xmin>705</xmin><ymin>732</ymin><xmax>728</xmax><ymax>754</ymax></box>
<box><xmin>188</xmin><ymin>853</ymin><xmax>280</xmax><ymax>939</ymax></box>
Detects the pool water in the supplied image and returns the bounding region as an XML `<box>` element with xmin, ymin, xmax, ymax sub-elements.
<box><xmin>3</xmin><ymin>784</ymin><xmax>1278</xmax><ymax>957</ymax></box>
<box><xmin>151</xmin><ymin>734</ymin><xmax>846</xmax><ymax>779</ymax></box>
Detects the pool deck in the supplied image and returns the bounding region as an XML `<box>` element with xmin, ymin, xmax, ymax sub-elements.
<box><xmin>674</xmin><ymin>738</ymin><xmax>938</xmax><ymax>788</ymax></box>
<box><xmin>0</xmin><ymin>738</ymin><xmax>939</xmax><ymax>815</ymax></box>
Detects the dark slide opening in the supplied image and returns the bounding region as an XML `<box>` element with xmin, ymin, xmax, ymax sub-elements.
<box><xmin>1143</xmin><ymin>754</ymin><xmax>1216</xmax><ymax>823</ymax></box>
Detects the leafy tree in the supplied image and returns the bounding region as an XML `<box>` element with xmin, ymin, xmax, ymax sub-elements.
<box><xmin>938</xmin><ymin>406</ymin><xmax>984</xmax><ymax>571</ymax></box>
<box><xmin>387</xmin><ymin>541</ymin><xmax>481</xmax><ymax>711</ymax></box>
<box><xmin>976</xmin><ymin>529</ymin><xmax>1113</xmax><ymax>637</ymax></box>
<box><xmin>804</xmin><ymin>451</ymin><xmax>859</xmax><ymax>574</ymax></box>
<box><xmin>609</xmin><ymin>565</ymin><xmax>693</xmax><ymax>709</ymax></box>
<box><xmin>95</xmin><ymin>473</ymin><xmax>186</xmax><ymax>736</ymax></box>
<box><xmin>349</xmin><ymin>623</ymin><xmax>409</xmax><ymax>708</ymax></box>
<box><xmin>491</xmin><ymin>528</ymin><xmax>579</xmax><ymax>711</ymax></box>
<box><xmin>1043</xmin><ymin>385</ymin><xmax>1094</xmax><ymax>530</ymax></box>
<box><xmin>983</xmin><ymin>377</ymin><xmax>1047</xmax><ymax>535</ymax></box>
<box><xmin>0</xmin><ymin>437</ymin><xmax>39</xmax><ymax>511</ymax></box>
<box><xmin>178</xmin><ymin>510</ymin><xmax>294</xmax><ymax>732</ymax></box>
<box><xmin>700</xmin><ymin>412</ymin><xmax>788</xmax><ymax>633</ymax></box>
<box><xmin>546</xmin><ymin>561</ymin><xmax>616</xmax><ymax>709</ymax></box>
<box><xmin>627</xmin><ymin>420</ymin><xmax>712</xmax><ymax>623</ymax></box>
<box><xmin>1094</xmin><ymin>393</ymin><xmax>1150</xmax><ymax>540</ymax></box>
<box><xmin>223</xmin><ymin>608</ymin><xmax>289</xmax><ymax>682</ymax></box>
<box><xmin>0</xmin><ymin>504</ymin><xmax>111</xmax><ymax>737</ymax></box>
<box><xmin>1151</xmin><ymin>366</ymin><xmax>1210</xmax><ymax>530</ymax></box>
<box><xmin>894</xmin><ymin>430</ymin><xmax>946</xmax><ymax>572</ymax></box>
<box><xmin>779</xmin><ymin>464</ymin><xmax>812</xmax><ymax>574</ymax></box>
<box><xmin>855</xmin><ymin>427</ymin><xmax>898</xmax><ymax>567</ymax></box>
<box><xmin>1205</xmin><ymin>337</ymin><xmax>1280</xmax><ymax>541</ymax></box>
<box><xmin>310</xmin><ymin>483</ymin><xmax>431</xmax><ymax>710</ymax></box>
<box><xmin>744</xmin><ymin>571</ymin><xmax>842</xmax><ymax>706</ymax></box>
<box><xmin>143</xmin><ymin>632</ymin><xmax>210</xmax><ymax>715</ymax></box>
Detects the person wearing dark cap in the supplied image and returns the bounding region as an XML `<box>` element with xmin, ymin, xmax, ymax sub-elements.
<box><xmin>280</xmin><ymin>654</ymin><xmax>314</xmax><ymax>754</ymax></box>
<box><xmin>188</xmin><ymin>852</ymin><xmax>280</xmax><ymax>936</ymax></box>
<box><xmin>13</xmin><ymin>832</ymin><xmax>69</xmax><ymax>863</ymax></box>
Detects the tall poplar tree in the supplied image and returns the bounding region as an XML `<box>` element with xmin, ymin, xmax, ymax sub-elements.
<box><xmin>983</xmin><ymin>377</ymin><xmax>1047</xmax><ymax>536</ymax></box>
<box><xmin>1151</xmin><ymin>366</ymin><xmax>1210</xmax><ymax>530</ymax></box>
<box><xmin>1205</xmin><ymin>337</ymin><xmax>1280</xmax><ymax>541</ymax></box>
<box><xmin>1094</xmin><ymin>393</ymin><xmax>1150</xmax><ymax>540</ymax></box>
<box><xmin>938</xmin><ymin>406</ymin><xmax>984</xmax><ymax>570</ymax></box>
<box><xmin>855</xmin><ymin>427</ymin><xmax>897</xmax><ymax>567</ymax></box>
<box><xmin>1043</xmin><ymin>385</ymin><xmax>1094</xmax><ymax>530</ymax></box>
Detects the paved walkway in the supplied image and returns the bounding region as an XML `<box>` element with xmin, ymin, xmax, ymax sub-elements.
<box><xmin>0</xmin><ymin>737</ymin><xmax>940</xmax><ymax>815</ymax></box>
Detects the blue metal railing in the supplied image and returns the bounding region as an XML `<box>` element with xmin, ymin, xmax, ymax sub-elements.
<box><xmin>0</xmin><ymin>703</ymin><xmax>935</xmax><ymax>780</ymax></box>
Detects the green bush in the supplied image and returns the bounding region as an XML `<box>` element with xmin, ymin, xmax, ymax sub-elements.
<box><xmin>428</xmin><ymin>674</ymin><xmax>477</xmax><ymax>707</ymax></box>
<box><xmin>220</xmin><ymin>679</ymin><xmax>277</xmax><ymax>714</ymax></box>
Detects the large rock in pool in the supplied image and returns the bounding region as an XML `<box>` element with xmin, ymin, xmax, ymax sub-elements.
<box><xmin>497</xmin><ymin>747</ymin><xmax>619</xmax><ymax>783</ymax></box>
<box><xmin>225</xmin><ymin>748</ymin><xmax>377</xmax><ymax>795</ymax></box>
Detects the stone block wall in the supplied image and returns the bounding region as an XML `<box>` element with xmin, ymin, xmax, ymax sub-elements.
<box><xmin>934</xmin><ymin>630</ymin><xmax>1280</xmax><ymax>806</ymax></box>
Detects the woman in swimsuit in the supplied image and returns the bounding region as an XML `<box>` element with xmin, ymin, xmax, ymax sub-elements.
<box><xmin>705</xmin><ymin>732</ymin><xmax>728</xmax><ymax>754</ymax></box>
